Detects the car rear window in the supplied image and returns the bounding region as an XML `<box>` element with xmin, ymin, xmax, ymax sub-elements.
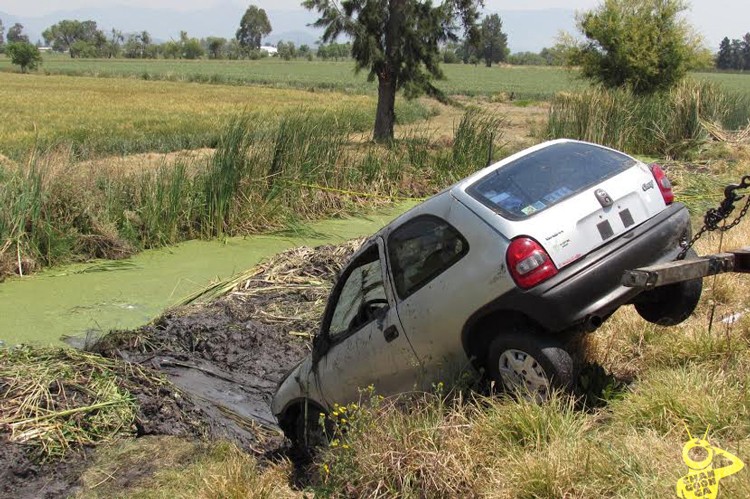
<box><xmin>467</xmin><ymin>142</ymin><xmax>636</xmax><ymax>219</ymax></box>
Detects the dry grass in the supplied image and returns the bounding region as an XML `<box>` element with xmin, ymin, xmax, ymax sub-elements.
<box><xmin>5</xmin><ymin>209</ymin><xmax>750</xmax><ymax>496</ymax></box>
<box><xmin>0</xmin><ymin>347</ymin><xmax>140</xmax><ymax>459</ymax></box>
<box><xmin>77</xmin><ymin>437</ymin><xmax>298</xmax><ymax>499</ymax></box>
<box><xmin>0</xmin><ymin>72</ymin><xmax>375</xmax><ymax>160</ymax></box>
<box><xmin>4</xmin><ymin>95</ymin><xmax>750</xmax><ymax>496</ymax></box>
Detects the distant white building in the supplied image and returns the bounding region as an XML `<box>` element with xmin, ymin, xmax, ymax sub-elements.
<box><xmin>260</xmin><ymin>45</ymin><xmax>278</xmax><ymax>56</ymax></box>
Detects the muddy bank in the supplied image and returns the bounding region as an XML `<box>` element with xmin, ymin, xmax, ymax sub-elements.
<box><xmin>1</xmin><ymin>240</ymin><xmax>361</xmax><ymax>498</ymax></box>
<box><xmin>0</xmin><ymin>347</ymin><xmax>208</xmax><ymax>499</ymax></box>
<box><xmin>90</xmin><ymin>240</ymin><xmax>361</xmax><ymax>442</ymax></box>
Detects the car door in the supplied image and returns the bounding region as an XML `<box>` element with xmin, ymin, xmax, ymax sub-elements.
<box><xmin>385</xmin><ymin>212</ymin><xmax>477</xmax><ymax>387</ymax></box>
<box><xmin>315</xmin><ymin>238</ymin><xmax>420</xmax><ymax>406</ymax></box>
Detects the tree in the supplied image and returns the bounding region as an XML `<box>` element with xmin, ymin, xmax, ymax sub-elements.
<box><xmin>508</xmin><ymin>51</ymin><xmax>546</xmax><ymax>66</ymax></box>
<box><xmin>441</xmin><ymin>41</ymin><xmax>461</xmax><ymax>63</ymax></box>
<box><xmin>123</xmin><ymin>31</ymin><xmax>155</xmax><ymax>59</ymax></box>
<box><xmin>298</xmin><ymin>43</ymin><xmax>313</xmax><ymax>60</ymax></box>
<box><xmin>539</xmin><ymin>44</ymin><xmax>570</xmax><ymax>66</ymax></box>
<box><xmin>42</xmin><ymin>20</ymin><xmax>106</xmax><ymax>57</ymax></box>
<box><xmin>277</xmin><ymin>40</ymin><xmax>296</xmax><ymax>60</ymax></box>
<box><xmin>742</xmin><ymin>33</ymin><xmax>750</xmax><ymax>70</ymax></box>
<box><xmin>106</xmin><ymin>29</ymin><xmax>124</xmax><ymax>58</ymax></box>
<box><xmin>161</xmin><ymin>40</ymin><xmax>179</xmax><ymax>59</ymax></box>
<box><xmin>456</xmin><ymin>38</ymin><xmax>479</xmax><ymax>64</ymax></box>
<box><xmin>223</xmin><ymin>39</ymin><xmax>241</xmax><ymax>59</ymax></box>
<box><xmin>182</xmin><ymin>38</ymin><xmax>204</xmax><ymax>59</ymax></box>
<box><xmin>304</xmin><ymin>0</ymin><xmax>482</xmax><ymax>142</ymax></box>
<box><xmin>206</xmin><ymin>37</ymin><xmax>227</xmax><ymax>59</ymax></box>
<box><xmin>0</xmin><ymin>19</ymin><xmax>5</xmax><ymax>53</ymax></box>
<box><xmin>316</xmin><ymin>42</ymin><xmax>351</xmax><ymax>60</ymax></box>
<box><xmin>7</xmin><ymin>23</ymin><xmax>29</xmax><ymax>44</ymax></box>
<box><xmin>716</xmin><ymin>37</ymin><xmax>732</xmax><ymax>69</ymax></box>
<box><xmin>730</xmin><ymin>39</ymin><xmax>745</xmax><ymax>71</ymax></box>
<box><xmin>574</xmin><ymin>0</ymin><xmax>701</xmax><ymax>94</ymax></box>
<box><xmin>479</xmin><ymin>14</ymin><xmax>508</xmax><ymax>67</ymax></box>
<box><xmin>236</xmin><ymin>5</ymin><xmax>272</xmax><ymax>50</ymax></box>
<box><xmin>6</xmin><ymin>42</ymin><xmax>42</xmax><ymax>72</ymax></box>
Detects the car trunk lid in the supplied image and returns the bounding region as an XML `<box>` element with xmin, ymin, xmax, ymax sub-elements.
<box><xmin>461</xmin><ymin>140</ymin><xmax>668</xmax><ymax>270</ymax></box>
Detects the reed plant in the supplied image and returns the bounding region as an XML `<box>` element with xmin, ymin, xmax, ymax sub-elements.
<box><xmin>0</xmin><ymin>108</ymin><xmax>505</xmax><ymax>278</ymax></box>
<box><xmin>547</xmin><ymin>80</ymin><xmax>750</xmax><ymax>159</ymax></box>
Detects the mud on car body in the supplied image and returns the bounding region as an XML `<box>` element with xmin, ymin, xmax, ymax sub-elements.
<box><xmin>272</xmin><ymin>139</ymin><xmax>702</xmax><ymax>445</ymax></box>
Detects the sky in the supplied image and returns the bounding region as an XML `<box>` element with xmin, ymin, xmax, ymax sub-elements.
<box><xmin>1</xmin><ymin>0</ymin><xmax>747</xmax><ymax>49</ymax></box>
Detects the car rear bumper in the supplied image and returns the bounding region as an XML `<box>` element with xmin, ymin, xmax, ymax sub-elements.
<box><xmin>490</xmin><ymin>203</ymin><xmax>692</xmax><ymax>332</ymax></box>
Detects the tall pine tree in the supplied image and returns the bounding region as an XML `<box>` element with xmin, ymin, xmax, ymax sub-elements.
<box><xmin>716</xmin><ymin>37</ymin><xmax>732</xmax><ymax>69</ymax></box>
<box><xmin>742</xmin><ymin>33</ymin><xmax>750</xmax><ymax>70</ymax></box>
<box><xmin>480</xmin><ymin>14</ymin><xmax>508</xmax><ymax>67</ymax></box>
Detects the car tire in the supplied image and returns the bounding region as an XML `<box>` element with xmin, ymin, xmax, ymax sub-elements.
<box><xmin>291</xmin><ymin>402</ymin><xmax>329</xmax><ymax>451</ymax></box>
<box><xmin>486</xmin><ymin>330</ymin><xmax>574</xmax><ymax>401</ymax></box>
<box><xmin>634</xmin><ymin>249</ymin><xmax>703</xmax><ymax>326</ymax></box>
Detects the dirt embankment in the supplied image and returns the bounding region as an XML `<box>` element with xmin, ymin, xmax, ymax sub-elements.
<box><xmin>0</xmin><ymin>240</ymin><xmax>362</xmax><ymax>498</ymax></box>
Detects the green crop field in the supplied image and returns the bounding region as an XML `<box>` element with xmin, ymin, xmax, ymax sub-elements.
<box><xmin>1</xmin><ymin>55</ymin><xmax>747</xmax><ymax>100</ymax></box>
<box><xmin>694</xmin><ymin>71</ymin><xmax>750</xmax><ymax>96</ymax></box>
<box><xmin>0</xmin><ymin>55</ymin><xmax>587</xmax><ymax>99</ymax></box>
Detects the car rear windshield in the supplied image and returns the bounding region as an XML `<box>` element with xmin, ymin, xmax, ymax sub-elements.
<box><xmin>467</xmin><ymin>142</ymin><xmax>636</xmax><ymax>219</ymax></box>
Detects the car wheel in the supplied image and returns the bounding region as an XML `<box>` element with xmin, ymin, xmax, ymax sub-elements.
<box><xmin>291</xmin><ymin>402</ymin><xmax>329</xmax><ymax>451</ymax></box>
<box><xmin>486</xmin><ymin>331</ymin><xmax>574</xmax><ymax>401</ymax></box>
<box><xmin>634</xmin><ymin>249</ymin><xmax>703</xmax><ymax>326</ymax></box>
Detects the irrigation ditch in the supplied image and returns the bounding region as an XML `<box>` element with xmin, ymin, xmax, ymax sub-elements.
<box><xmin>1</xmin><ymin>240</ymin><xmax>363</xmax><ymax>497</ymax></box>
<box><xmin>2</xmin><ymin>86</ymin><xmax>750</xmax><ymax>496</ymax></box>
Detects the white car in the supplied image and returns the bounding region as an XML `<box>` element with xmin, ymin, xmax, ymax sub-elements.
<box><xmin>271</xmin><ymin>139</ymin><xmax>701</xmax><ymax>445</ymax></box>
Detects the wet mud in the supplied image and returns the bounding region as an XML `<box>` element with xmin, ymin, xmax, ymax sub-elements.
<box><xmin>0</xmin><ymin>240</ymin><xmax>360</xmax><ymax>497</ymax></box>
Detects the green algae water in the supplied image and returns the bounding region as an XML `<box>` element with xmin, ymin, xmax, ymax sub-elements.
<box><xmin>0</xmin><ymin>204</ymin><xmax>414</xmax><ymax>346</ymax></box>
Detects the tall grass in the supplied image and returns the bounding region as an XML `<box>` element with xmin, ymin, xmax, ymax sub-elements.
<box><xmin>0</xmin><ymin>159</ymin><xmax>46</xmax><ymax>275</ymax></box>
<box><xmin>0</xmin><ymin>110</ymin><xmax>504</xmax><ymax>278</ymax></box>
<box><xmin>546</xmin><ymin>80</ymin><xmax>750</xmax><ymax>158</ymax></box>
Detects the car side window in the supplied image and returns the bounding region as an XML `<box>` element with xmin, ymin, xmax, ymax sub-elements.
<box><xmin>327</xmin><ymin>245</ymin><xmax>388</xmax><ymax>339</ymax></box>
<box><xmin>388</xmin><ymin>216</ymin><xmax>469</xmax><ymax>299</ymax></box>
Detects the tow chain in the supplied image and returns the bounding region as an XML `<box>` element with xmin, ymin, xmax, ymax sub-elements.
<box><xmin>676</xmin><ymin>175</ymin><xmax>750</xmax><ymax>260</ymax></box>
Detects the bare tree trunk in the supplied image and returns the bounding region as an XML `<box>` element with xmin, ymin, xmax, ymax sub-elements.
<box><xmin>373</xmin><ymin>73</ymin><xmax>397</xmax><ymax>143</ymax></box>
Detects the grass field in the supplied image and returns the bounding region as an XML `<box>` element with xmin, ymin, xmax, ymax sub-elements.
<box><xmin>0</xmin><ymin>72</ymin><xmax>430</xmax><ymax>160</ymax></box>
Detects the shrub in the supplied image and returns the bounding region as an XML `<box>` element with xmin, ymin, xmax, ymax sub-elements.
<box><xmin>573</xmin><ymin>0</ymin><xmax>702</xmax><ymax>94</ymax></box>
<box><xmin>6</xmin><ymin>42</ymin><xmax>42</xmax><ymax>72</ymax></box>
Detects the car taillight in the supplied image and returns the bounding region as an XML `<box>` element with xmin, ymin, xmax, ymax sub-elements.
<box><xmin>650</xmin><ymin>163</ymin><xmax>674</xmax><ymax>205</ymax></box>
<box><xmin>507</xmin><ymin>237</ymin><xmax>558</xmax><ymax>289</ymax></box>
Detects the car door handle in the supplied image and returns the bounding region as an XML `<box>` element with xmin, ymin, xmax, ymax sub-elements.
<box><xmin>384</xmin><ymin>325</ymin><xmax>399</xmax><ymax>342</ymax></box>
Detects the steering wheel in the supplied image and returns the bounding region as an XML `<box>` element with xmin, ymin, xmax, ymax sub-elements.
<box><xmin>349</xmin><ymin>298</ymin><xmax>389</xmax><ymax>331</ymax></box>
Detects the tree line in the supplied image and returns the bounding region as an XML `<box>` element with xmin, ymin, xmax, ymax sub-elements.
<box><xmin>0</xmin><ymin>9</ymin><xmax>513</xmax><ymax>67</ymax></box>
<box><xmin>716</xmin><ymin>34</ymin><xmax>750</xmax><ymax>71</ymax></box>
